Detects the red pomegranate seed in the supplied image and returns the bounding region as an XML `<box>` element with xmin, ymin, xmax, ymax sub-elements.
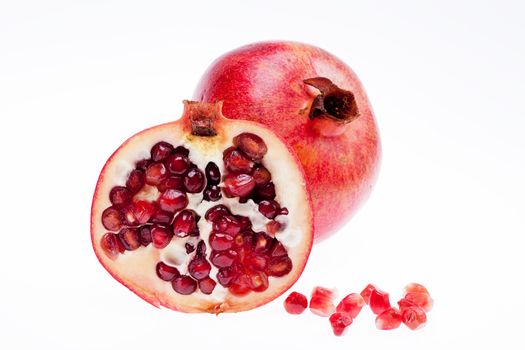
<box><xmin>223</xmin><ymin>173</ymin><xmax>256</xmax><ymax>198</ymax></box>
<box><xmin>397</xmin><ymin>297</ymin><xmax>418</xmax><ymax>311</ymax></box>
<box><xmin>233</xmin><ymin>231</ymin><xmax>254</xmax><ymax>248</ymax></box>
<box><xmin>172</xmin><ymin>210</ymin><xmax>197</xmax><ymax>237</ymax></box>
<box><xmin>132</xmin><ymin>200</ymin><xmax>156</xmax><ymax>224</ymax></box>
<box><xmin>233</xmin><ymin>133</ymin><xmax>267</xmax><ymax>161</ymax></box>
<box><xmin>229</xmin><ymin>274</ymin><xmax>252</xmax><ymax>296</ymax></box>
<box><xmin>205</xmin><ymin>162</ymin><xmax>221</xmax><ymax>185</ymax></box>
<box><xmin>258</xmin><ymin>200</ymin><xmax>281</xmax><ymax>219</ymax></box>
<box><xmin>101</xmin><ymin>207</ymin><xmax>123</xmax><ymax>231</ymax></box>
<box><xmin>253</xmin><ymin>232</ymin><xmax>272</xmax><ymax>252</ymax></box>
<box><xmin>183</xmin><ymin>167</ymin><xmax>205</xmax><ymax>193</ymax></box>
<box><xmin>224</xmin><ymin>148</ymin><xmax>255</xmax><ymax>173</ymax></box>
<box><xmin>205</xmin><ymin>204</ymin><xmax>230</xmax><ymax>222</ymax></box>
<box><xmin>248</xmin><ymin>271</ymin><xmax>269</xmax><ymax>292</ymax></box>
<box><xmin>253</xmin><ymin>182</ymin><xmax>276</xmax><ymax>201</ymax></box>
<box><xmin>310</xmin><ymin>287</ymin><xmax>337</xmax><ymax>317</ymax></box>
<box><xmin>404</xmin><ymin>292</ymin><xmax>434</xmax><ymax>312</ymax></box>
<box><xmin>100</xmin><ymin>233</ymin><xmax>124</xmax><ymax>258</ymax></box>
<box><xmin>402</xmin><ymin>306</ymin><xmax>427</xmax><ymax>330</ymax></box>
<box><xmin>167</xmin><ymin>154</ymin><xmax>190</xmax><ymax>175</ymax></box>
<box><xmin>284</xmin><ymin>292</ymin><xmax>308</xmax><ymax>315</ymax></box>
<box><xmin>151</xmin><ymin>210</ymin><xmax>172</xmax><ymax>224</ymax></box>
<box><xmin>370</xmin><ymin>287</ymin><xmax>391</xmax><ymax>315</ymax></box>
<box><xmin>126</xmin><ymin>169</ymin><xmax>145</xmax><ymax>193</ymax></box>
<box><xmin>209</xmin><ymin>233</ymin><xmax>234</xmax><ymax>251</ymax></box>
<box><xmin>216</xmin><ymin>266</ymin><xmax>240</xmax><ymax>287</ymax></box>
<box><xmin>195</xmin><ymin>240</ymin><xmax>206</xmax><ymax>256</ymax></box>
<box><xmin>336</xmin><ymin>293</ymin><xmax>365</xmax><ymax>318</ymax></box>
<box><xmin>156</xmin><ymin>261</ymin><xmax>180</xmax><ymax>281</ymax></box>
<box><xmin>198</xmin><ymin>277</ymin><xmax>217</xmax><ymax>295</ymax></box>
<box><xmin>266</xmin><ymin>220</ymin><xmax>282</xmax><ymax>235</ymax></box>
<box><xmin>213</xmin><ymin>215</ymin><xmax>242</xmax><ymax>236</ymax></box>
<box><xmin>151</xmin><ymin>225</ymin><xmax>173</xmax><ymax>248</ymax></box>
<box><xmin>109</xmin><ymin>186</ymin><xmax>132</xmax><ymax>208</ymax></box>
<box><xmin>403</xmin><ymin>283</ymin><xmax>429</xmax><ymax>295</ymax></box>
<box><xmin>203</xmin><ymin>185</ymin><xmax>222</xmax><ymax>201</ymax></box>
<box><xmin>235</xmin><ymin>215</ymin><xmax>252</xmax><ymax>231</ymax></box>
<box><xmin>267</xmin><ymin>256</ymin><xmax>292</xmax><ymax>277</ymax></box>
<box><xmin>172</xmin><ymin>275</ymin><xmax>197</xmax><ymax>295</ymax></box>
<box><xmin>245</xmin><ymin>253</ymin><xmax>269</xmax><ymax>271</ymax></box>
<box><xmin>252</xmin><ymin>166</ymin><xmax>271</xmax><ymax>187</ymax></box>
<box><xmin>135</xmin><ymin>159</ymin><xmax>151</xmax><ymax>170</ymax></box>
<box><xmin>150</xmin><ymin>141</ymin><xmax>173</xmax><ymax>162</ymax></box>
<box><xmin>118</xmin><ymin>228</ymin><xmax>141</xmax><ymax>250</ymax></box>
<box><xmin>188</xmin><ymin>257</ymin><xmax>211</xmax><ymax>280</ymax></box>
<box><xmin>329</xmin><ymin>312</ymin><xmax>353</xmax><ymax>336</ymax></box>
<box><xmin>173</xmin><ymin>145</ymin><xmax>189</xmax><ymax>156</ymax></box>
<box><xmin>210</xmin><ymin>250</ymin><xmax>238</xmax><ymax>268</ymax></box>
<box><xmin>157</xmin><ymin>176</ymin><xmax>184</xmax><ymax>192</ymax></box>
<box><xmin>360</xmin><ymin>283</ymin><xmax>377</xmax><ymax>304</ymax></box>
<box><xmin>138</xmin><ymin>225</ymin><xmax>152</xmax><ymax>246</ymax></box>
<box><xmin>185</xmin><ymin>242</ymin><xmax>195</xmax><ymax>253</ymax></box>
<box><xmin>159</xmin><ymin>189</ymin><xmax>188</xmax><ymax>213</ymax></box>
<box><xmin>376</xmin><ymin>308</ymin><xmax>402</xmax><ymax>330</ymax></box>
<box><xmin>269</xmin><ymin>240</ymin><xmax>287</xmax><ymax>257</ymax></box>
<box><xmin>145</xmin><ymin>162</ymin><xmax>168</xmax><ymax>185</ymax></box>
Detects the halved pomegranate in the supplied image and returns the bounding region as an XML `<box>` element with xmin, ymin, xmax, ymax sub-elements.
<box><xmin>91</xmin><ymin>101</ymin><xmax>313</xmax><ymax>313</ymax></box>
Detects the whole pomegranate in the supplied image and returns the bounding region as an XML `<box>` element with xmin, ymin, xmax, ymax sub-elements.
<box><xmin>91</xmin><ymin>101</ymin><xmax>313</xmax><ymax>313</ymax></box>
<box><xmin>194</xmin><ymin>41</ymin><xmax>381</xmax><ymax>240</ymax></box>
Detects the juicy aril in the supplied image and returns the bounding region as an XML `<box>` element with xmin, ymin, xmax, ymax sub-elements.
<box><xmin>91</xmin><ymin>101</ymin><xmax>313</xmax><ymax>313</ymax></box>
<box><xmin>194</xmin><ymin>41</ymin><xmax>381</xmax><ymax>240</ymax></box>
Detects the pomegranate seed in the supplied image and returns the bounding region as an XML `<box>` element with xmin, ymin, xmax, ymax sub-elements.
<box><xmin>198</xmin><ymin>277</ymin><xmax>217</xmax><ymax>295</ymax></box>
<box><xmin>235</xmin><ymin>215</ymin><xmax>252</xmax><ymax>230</ymax></box>
<box><xmin>151</xmin><ymin>225</ymin><xmax>173</xmax><ymax>248</ymax></box>
<box><xmin>159</xmin><ymin>189</ymin><xmax>188</xmax><ymax>213</ymax></box>
<box><xmin>172</xmin><ymin>210</ymin><xmax>197</xmax><ymax>237</ymax></box>
<box><xmin>403</xmin><ymin>283</ymin><xmax>429</xmax><ymax>295</ymax></box>
<box><xmin>253</xmin><ymin>232</ymin><xmax>272</xmax><ymax>252</ymax></box>
<box><xmin>150</xmin><ymin>141</ymin><xmax>173</xmax><ymax>162</ymax></box>
<box><xmin>402</xmin><ymin>306</ymin><xmax>427</xmax><ymax>330</ymax></box>
<box><xmin>216</xmin><ymin>266</ymin><xmax>240</xmax><ymax>287</ymax></box>
<box><xmin>310</xmin><ymin>287</ymin><xmax>337</xmax><ymax>317</ymax></box>
<box><xmin>266</xmin><ymin>220</ymin><xmax>281</xmax><ymax>235</ymax></box>
<box><xmin>135</xmin><ymin>159</ymin><xmax>150</xmax><ymax>170</ymax></box>
<box><xmin>188</xmin><ymin>257</ymin><xmax>211</xmax><ymax>280</ymax></box>
<box><xmin>224</xmin><ymin>148</ymin><xmax>255</xmax><ymax>173</ymax></box>
<box><xmin>172</xmin><ymin>275</ymin><xmax>197</xmax><ymax>295</ymax></box>
<box><xmin>229</xmin><ymin>274</ymin><xmax>252</xmax><ymax>296</ymax></box>
<box><xmin>205</xmin><ymin>162</ymin><xmax>221</xmax><ymax>185</ymax></box>
<box><xmin>183</xmin><ymin>167</ymin><xmax>205</xmax><ymax>193</ymax></box>
<box><xmin>329</xmin><ymin>312</ymin><xmax>353</xmax><ymax>336</ymax></box>
<box><xmin>195</xmin><ymin>240</ymin><xmax>206</xmax><ymax>256</ymax></box>
<box><xmin>151</xmin><ymin>210</ymin><xmax>172</xmax><ymax>224</ymax></box>
<box><xmin>138</xmin><ymin>225</ymin><xmax>152</xmax><ymax>246</ymax></box>
<box><xmin>109</xmin><ymin>186</ymin><xmax>132</xmax><ymax>207</ymax></box>
<box><xmin>267</xmin><ymin>256</ymin><xmax>293</xmax><ymax>277</ymax></box>
<box><xmin>205</xmin><ymin>205</ymin><xmax>230</xmax><ymax>222</ymax></box>
<box><xmin>223</xmin><ymin>173</ymin><xmax>256</xmax><ymax>198</ymax></box>
<box><xmin>213</xmin><ymin>215</ymin><xmax>242</xmax><ymax>236</ymax></box>
<box><xmin>284</xmin><ymin>292</ymin><xmax>308</xmax><ymax>315</ymax></box>
<box><xmin>253</xmin><ymin>182</ymin><xmax>276</xmax><ymax>201</ymax></box>
<box><xmin>370</xmin><ymin>287</ymin><xmax>391</xmax><ymax>315</ymax></box>
<box><xmin>101</xmin><ymin>207</ymin><xmax>123</xmax><ymax>231</ymax></box>
<box><xmin>279</xmin><ymin>207</ymin><xmax>289</xmax><ymax>216</ymax></box>
<box><xmin>167</xmin><ymin>154</ymin><xmax>190</xmax><ymax>175</ymax></box>
<box><xmin>404</xmin><ymin>292</ymin><xmax>434</xmax><ymax>312</ymax></box>
<box><xmin>157</xmin><ymin>176</ymin><xmax>184</xmax><ymax>192</ymax></box>
<box><xmin>173</xmin><ymin>145</ymin><xmax>189</xmax><ymax>156</ymax></box>
<box><xmin>100</xmin><ymin>233</ymin><xmax>124</xmax><ymax>258</ymax></box>
<box><xmin>132</xmin><ymin>200</ymin><xmax>156</xmax><ymax>224</ymax></box>
<box><xmin>210</xmin><ymin>250</ymin><xmax>238</xmax><ymax>268</ymax></box>
<box><xmin>248</xmin><ymin>271</ymin><xmax>269</xmax><ymax>292</ymax></box>
<box><xmin>209</xmin><ymin>233</ymin><xmax>234</xmax><ymax>251</ymax></box>
<box><xmin>336</xmin><ymin>293</ymin><xmax>365</xmax><ymax>318</ymax></box>
<box><xmin>245</xmin><ymin>253</ymin><xmax>269</xmax><ymax>271</ymax></box>
<box><xmin>156</xmin><ymin>261</ymin><xmax>180</xmax><ymax>281</ymax></box>
<box><xmin>258</xmin><ymin>200</ymin><xmax>281</xmax><ymax>219</ymax></box>
<box><xmin>234</xmin><ymin>231</ymin><xmax>254</xmax><ymax>248</ymax></box>
<box><xmin>185</xmin><ymin>242</ymin><xmax>195</xmax><ymax>254</ymax></box>
<box><xmin>269</xmin><ymin>240</ymin><xmax>288</xmax><ymax>257</ymax></box>
<box><xmin>126</xmin><ymin>169</ymin><xmax>145</xmax><ymax>193</ymax></box>
<box><xmin>252</xmin><ymin>166</ymin><xmax>271</xmax><ymax>187</ymax></box>
<box><xmin>118</xmin><ymin>228</ymin><xmax>141</xmax><ymax>250</ymax></box>
<box><xmin>203</xmin><ymin>185</ymin><xmax>222</xmax><ymax>201</ymax></box>
<box><xmin>233</xmin><ymin>133</ymin><xmax>267</xmax><ymax>161</ymax></box>
<box><xmin>145</xmin><ymin>162</ymin><xmax>168</xmax><ymax>185</ymax></box>
<box><xmin>375</xmin><ymin>308</ymin><xmax>402</xmax><ymax>330</ymax></box>
<box><xmin>397</xmin><ymin>297</ymin><xmax>418</xmax><ymax>311</ymax></box>
<box><xmin>360</xmin><ymin>283</ymin><xmax>377</xmax><ymax>304</ymax></box>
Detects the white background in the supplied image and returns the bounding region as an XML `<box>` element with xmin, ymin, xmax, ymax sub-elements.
<box><xmin>1</xmin><ymin>0</ymin><xmax>524</xmax><ymax>349</ymax></box>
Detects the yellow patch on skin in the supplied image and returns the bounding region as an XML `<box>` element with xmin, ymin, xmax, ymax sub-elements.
<box><xmin>293</xmin><ymin>143</ymin><xmax>318</xmax><ymax>168</ymax></box>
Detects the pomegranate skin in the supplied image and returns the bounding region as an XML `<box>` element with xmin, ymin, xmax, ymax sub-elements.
<box><xmin>194</xmin><ymin>41</ymin><xmax>381</xmax><ymax>241</ymax></box>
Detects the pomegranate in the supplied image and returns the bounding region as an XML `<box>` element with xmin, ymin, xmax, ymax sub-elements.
<box><xmin>91</xmin><ymin>101</ymin><xmax>313</xmax><ymax>313</ymax></box>
<box><xmin>194</xmin><ymin>41</ymin><xmax>381</xmax><ymax>240</ymax></box>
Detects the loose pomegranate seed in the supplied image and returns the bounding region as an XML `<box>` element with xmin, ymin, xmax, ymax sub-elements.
<box><xmin>182</xmin><ymin>167</ymin><xmax>205</xmax><ymax>193</ymax></box>
<box><xmin>198</xmin><ymin>277</ymin><xmax>217</xmax><ymax>295</ymax></box>
<box><xmin>248</xmin><ymin>271</ymin><xmax>269</xmax><ymax>292</ymax></box>
<box><xmin>310</xmin><ymin>287</ymin><xmax>337</xmax><ymax>317</ymax></box>
<box><xmin>205</xmin><ymin>162</ymin><xmax>221</xmax><ymax>185</ymax></box>
<box><xmin>369</xmin><ymin>287</ymin><xmax>391</xmax><ymax>315</ymax></box>
<box><xmin>360</xmin><ymin>284</ymin><xmax>377</xmax><ymax>304</ymax></box>
<box><xmin>151</xmin><ymin>210</ymin><xmax>172</xmax><ymax>224</ymax></box>
<box><xmin>205</xmin><ymin>204</ymin><xmax>230</xmax><ymax>222</ymax></box>
<box><xmin>209</xmin><ymin>233</ymin><xmax>234</xmax><ymax>251</ymax></box>
<box><xmin>401</xmin><ymin>306</ymin><xmax>427</xmax><ymax>330</ymax></box>
<box><xmin>329</xmin><ymin>312</ymin><xmax>353</xmax><ymax>336</ymax></box>
<box><xmin>224</xmin><ymin>148</ymin><xmax>255</xmax><ymax>173</ymax></box>
<box><xmin>253</xmin><ymin>232</ymin><xmax>272</xmax><ymax>253</ymax></box>
<box><xmin>203</xmin><ymin>185</ymin><xmax>221</xmax><ymax>201</ymax></box>
<box><xmin>404</xmin><ymin>292</ymin><xmax>434</xmax><ymax>312</ymax></box>
<box><xmin>167</xmin><ymin>154</ymin><xmax>190</xmax><ymax>175</ymax></box>
<box><xmin>336</xmin><ymin>293</ymin><xmax>365</xmax><ymax>318</ymax></box>
<box><xmin>267</xmin><ymin>256</ymin><xmax>293</xmax><ymax>277</ymax></box>
<box><xmin>109</xmin><ymin>186</ymin><xmax>132</xmax><ymax>207</ymax></box>
<box><xmin>132</xmin><ymin>200</ymin><xmax>156</xmax><ymax>224</ymax></box>
<box><xmin>138</xmin><ymin>225</ymin><xmax>152</xmax><ymax>246</ymax></box>
<box><xmin>172</xmin><ymin>210</ymin><xmax>197</xmax><ymax>237</ymax></box>
<box><xmin>159</xmin><ymin>189</ymin><xmax>188</xmax><ymax>213</ymax></box>
<box><xmin>118</xmin><ymin>228</ymin><xmax>141</xmax><ymax>250</ymax></box>
<box><xmin>252</xmin><ymin>166</ymin><xmax>271</xmax><ymax>187</ymax></box>
<box><xmin>172</xmin><ymin>145</ymin><xmax>189</xmax><ymax>156</ymax></box>
<box><xmin>216</xmin><ymin>265</ymin><xmax>240</xmax><ymax>287</ymax></box>
<box><xmin>268</xmin><ymin>240</ymin><xmax>288</xmax><ymax>257</ymax></box>
<box><xmin>126</xmin><ymin>169</ymin><xmax>145</xmax><ymax>193</ymax></box>
<box><xmin>172</xmin><ymin>275</ymin><xmax>197</xmax><ymax>295</ymax></box>
<box><xmin>100</xmin><ymin>233</ymin><xmax>124</xmax><ymax>258</ymax></box>
<box><xmin>151</xmin><ymin>225</ymin><xmax>173</xmax><ymax>248</ymax></box>
<box><xmin>375</xmin><ymin>308</ymin><xmax>402</xmax><ymax>330</ymax></box>
<box><xmin>284</xmin><ymin>292</ymin><xmax>308</xmax><ymax>315</ymax></box>
<box><xmin>233</xmin><ymin>133</ymin><xmax>268</xmax><ymax>161</ymax></box>
<box><xmin>213</xmin><ymin>215</ymin><xmax>242</xmax><ymax>236</ymax></box>
<box><xmin>229</xmin><ymin>274</ymin><xmax>252</xmax><ymax>296</ymax></box>
<box><xmin>145</xmin><ymin>162</ymin><xmax>168</xmax><ymax>185</ymax></box>
<box><xmin>150</xmin><ymin>141</ymin><xmax>173</xmax><ymax>162</ymax></box>
<box><xmin>101</xmin><ymin>207</ymin><xmax>123</xmax><ymax>231</ymax></box>
<box><xmin>156</xmin><ymin>261</ymin><xmax>180</xmax><ymax>281</ymax></box>
<box><xmin>253</xmin><ymin>182</ymin><xmax>276</xmax><ymax>201</ymax></box>
<box><xmin>258</xmin><ymin>200</ymin><xmax>281</xmax><ymax>219</ymax></box>
<box><xmin>210</xmin><ymin>250</ymin><xmax>238</xmax><ymax>268</ymax></box>
<box><xmin>397</xmin><ymin>298</ymin><xmax>418</xmax><ymax>311</ymax></box>
<box><xmin>185</xmin><ymin>242</ymin><xmax>195</xmax><ymax>254</ymax></box>
<box><xmin>188</xmin><ymin>257</ymin><xmax>211</xmax><ymax>280</ymax></box>
<box><xmin>157</xmin><ymin>176</ymin><xmax>184</xmax><ymax>192</ymax></box>
<box><xmin>223</xmin><ymin>173</ymin><xmax>256</xmax><ymax>198</ymax></box>
<box><xmin>266</xmin><ymin>220</ymin><xmax>281</xmax><ymax>235</ymax></box>
<box><xmin>403</xmin><ymin>283</ymin><xmax>429</xmax><ymax>295</ymax></box>
<box><xmin>245</xmin><ymin>253</ymin><xmax>269</xmax><ymax>271</ymax></box>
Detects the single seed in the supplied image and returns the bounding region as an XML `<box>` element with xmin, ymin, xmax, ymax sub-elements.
<box><xmin>109</xmin><ymin>186</ymin><xmax>132</xmax><ymax>207</ymax></box>
<box><xmin>150</xmin><ymin>141</ymin><xmax>173</xmax><ymax>162</ymax></box>
<box><xmin>145</xmin><ymin>162</ymin><xmax>168</xmax><ymax>185</ymax></box>
<box><xmin>203</xmin><ymin>185</ymin><xmax>222</xmax><ymax>201</ymax></box>
<box><xmin>188</xmin><ymin>257</ymin><xmax>212</xmax><ymax>280</ymax></box>
<box><xmin>172</xmin><ymin>210</ymin><xmax>197</xmax><ymax>238</ymax></box>
<box><xmin>156</xmin><ymin>261</ymin><xmax>180</xmax><ymax>281</ymax></box>
<box><xmin>172</xmin><ymin>275</ymin><xmax>197</xmax><ymax>295</ymax></box>
<box><xmin>198</xmin><ymin>277</ymin><xmax>217</xmax><ymax>295</ymax></box>
<box><xmin>205</xmin><ymin>162</ymin><xmax>221</xmax><ymax>185</ymax></box>
<box><xmin>158</xmin><ymin>189</ymin><xmax>188</xmax><ymax>213</ymax></box>
<box><xmin>126</xmin><ymin>169</ymin><xmax>145</xmax><ymax>193</ymax></box>
<box><xmin>101</xmin><ymin>207</ymin><xmax>123</xmax><ymax>231</ymax></box>
<box><xmin>167</xmin><ymin>154</ymin><xmax>190</xmax><ymax>175</ymax></box>
<box><xmin>205</xmin><ymin>205</ymin><xmax>230</xmax><ymax>222</ymax></box>
<box><xmin>284</xmin><ymin>292</ymin><xmax>308</xmax><ymax>315</ymax></box>
<box><xmin>223</xmin><ymin>173</ymin><xmax>256</xmax><ymax>198</ymax></box>
<box><xmin>223</xmin><ymin>148</ymin><xmax>255</xmax><ymax>173</ymax></box>
<box><xmin>151</xmin><ymin>225</ymin><xmax>173</xmax><ymax>248</ymax></box>
<box><xmin>118</xmin><ymin>228</ymin><xmax>141</xmax><ymax>251</ymax></box>
<box><xmin>233</xmin><ymin>133</ymin><xmax>268</xmax><ymax>161</ymax></box>
<box><xmin>183</xmin><ymin>167</ymin><xmax>206</xmax><ymax>193</ymax></box>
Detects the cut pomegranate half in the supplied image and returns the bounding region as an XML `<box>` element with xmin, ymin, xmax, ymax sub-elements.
<box><xmin>91</xmin><ymin>101</ymin><xmax>313</xmax><ymax>313</ymax></box>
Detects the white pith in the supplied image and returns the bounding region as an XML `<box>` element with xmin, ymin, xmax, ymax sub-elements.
<box><xmin>91</xmin><ymin>117</ymin><xmax>313</xmax><ymax>313</ymax></box>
